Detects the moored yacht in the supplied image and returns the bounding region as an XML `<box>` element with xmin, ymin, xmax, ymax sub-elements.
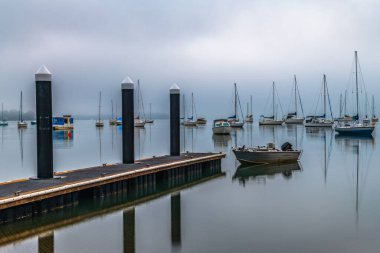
<box><xmin>212</xmin><ymin>119</ymin><xmax>232</xmax><ymax>135</ymax></box>
<box><xmin>259</xmin><ymin>82</ymin><xmax>284</xmax><ymax>125</ymax></box>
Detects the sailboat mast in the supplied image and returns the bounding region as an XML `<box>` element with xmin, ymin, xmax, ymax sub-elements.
<box><xmin>323</xmin><ymin>75</ymin><xmax>326</xmax><ymax>117</ymax></box>
<box><xmin>250</xmin><ymin>95</ymin><xmax>252</xmax><ymax>115</ymax></box>
<box><xmin>1</xmin><ymin>103</ymin><xmax>3</xmax><ymax>121</ymax></box>
<box><xmin>246</xmin><ymin>103</ymin><xmax>249</xmax><ymax>117</ymax></box>
<box><xmin>20</xmin><ymin>91</ymin><xmax>23</xmax><ymax>122</ymax></box>
<box><xmin>115</xmin><ymin>101</ymin><xmax>118</xmax><ymax>120</ymax></box>
<box><xmin>137</xmin><ymin>80</ymin><xmax>140</xmax><ymax>118</ymax></box>
<box><xmin>355</xmin><ymin>51</ymin><xmax>359</xmax><ymax>118</ymax></box>
<box><xmin>183</xmin><ymin>94</ymin><xmax>186</xmax><ymax>120</ymax></box>
<box><xmin>344</xmin><ymin>90</ymin><xmax>347</xmax><ymax>116</ymax></box>
<box><xmin>234</xmin><ymin>83</ymin><xmax>237</xmax><ymax>119</ymax></box>
<box><xmin>272</xmin><ymin>82</ymin><xmax>275</xmax><ymax>119</ymax></box>
<box><xmin>111</xmin><ymin>100</ymin><xmax>114</xmax><ymax>119</ymax></box>
<box><xmin>98</xmin><ymin>92</ymin><xmax>101</xmax><ymax>121</ymax></box>
<box><xmin>339</xmin><ymin>94</ymin><xmax>342</xmax><ymax>118</ymax></box>
<box><xmin>372</xmin><ymin>95</ymin><xmax>375</xmax><ymax>117</ymax></box>
<box><xmin>191</xmin><ymin>92</ymin><xmax>194</xmax><ymax>119</ymax></box>
<box><xmin>294</xmin><ymin>75</ymin><xmax>297</xmax><ymax>116</ymax></box>
<box><xmin>150</xmin><ymin>103</ymin><xmax>152</xmax><ymax>120</ymax></box>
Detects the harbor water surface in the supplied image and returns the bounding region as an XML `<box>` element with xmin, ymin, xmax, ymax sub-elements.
<box><xmin>0</xmin><ymin>120</ymin><xmax>380</xmax><ymax>252</ymax></box>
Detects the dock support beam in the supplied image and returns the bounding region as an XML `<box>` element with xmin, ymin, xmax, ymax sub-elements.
<box><xmin>35</xmin><ymin>65</ymin><xmax>53</xmax><ymax>179</ymax></box>
<box><xmin>122</xmin><ymin>77</ymin><xmax>135</xmax><ymax>164</ymax></box>
<box><xmin>170</xmin><ymin>84</ymin><xmax>180</xmax><ymax>156</ymax></box>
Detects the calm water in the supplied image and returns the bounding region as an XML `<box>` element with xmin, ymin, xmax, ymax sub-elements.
<box><xmin>0</xmin><ymin>120</ymin><xmax>380</xmax><ymax>253</ymax></box>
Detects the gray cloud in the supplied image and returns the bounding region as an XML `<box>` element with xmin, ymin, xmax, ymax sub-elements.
<box><xmin>0</xmin><ymin>0</ymin><xmax>379</xmax><ymax>119</ymax></box>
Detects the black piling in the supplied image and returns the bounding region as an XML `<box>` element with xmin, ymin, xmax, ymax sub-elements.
<box><xmin>122</xmin><ymin>77</ymin><xmax>134</xmax><ymax>164</ymax></box>
<box><xmin>170</xmin><ymin>84</ymin><xmax>180</xmax><ymax>156</ymax></box>
<box><xmin>35</xmin><ymin>65</ymin><xmax>53</xmax><ymax>179</ymax></box>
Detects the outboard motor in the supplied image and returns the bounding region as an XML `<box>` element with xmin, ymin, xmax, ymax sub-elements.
<box><xmin>281</xmin><ymin>142</ymin><xmax>293</xmax><ymax>151</ymax></box>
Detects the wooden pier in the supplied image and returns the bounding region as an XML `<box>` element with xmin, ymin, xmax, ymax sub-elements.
<box><xmin>0</xmin><ymin>152</ymin><xmax>225</xmax><ymax>224</ymax></box>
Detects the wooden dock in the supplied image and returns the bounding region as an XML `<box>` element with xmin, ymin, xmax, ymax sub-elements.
<box><xmin>0</xmin><ymin>152</ymin><xmax>225</xmax><ymax>224</ymax></box>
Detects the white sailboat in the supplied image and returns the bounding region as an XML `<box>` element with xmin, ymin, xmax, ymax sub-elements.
<box><xmin>134</xmin><ymin>80</ymin><xmax>146</xmax><ymax>128</ymax></box>
<box><xmin>285</xmin><ymin>75</ymin><xmax>304</xmax><ymax>124</ymax></box>
<box><xmin>17</xmin><ymin>91</ymin><xmax>27</xmax><ymax>128</ymax></box>
<box><xmin>305</xmin><ymin>75</ymin><xmax>334</xmax><ymax>127</ymax></box>
<box><xmin>0</xmin><ymin>103</ymin><xmax>8</xmax><ymax>126</ymax></box>
<box><xmin>183</xmin><ymin>93</ymin><xmax>197</xmax><ymax>126</ymax></box>
<box><xmin>335</xmin><ymin>51</ymin><xmax>375</xmax><ymax>135</ymax></box>
<box><xmin>228</xmin><ymin>83</ymin><xmax>245</xmax><ymax>127</ymax></box>
<box><xmin>95</xmin><ymin>91</ymin><xmax>104</xmax><ymax>127</ymax></box>
<box><xmin>145</xmin><ymin>103</ymin><xmax>154</xmax><ymax>123</ymax></box>
<box><xmin>259</xmin><ymin>82</ymin><xmax>284</xmax><ymax>125</ymax></box>
<box><xmin>109</xmin><ymin>100</ymin><xmax>117</xmax><ymax>125</ymax></box>
<box><xmin>245</xmin><ymin>95</ymin><xmax>253</xmax><ymax>123</ymax></box>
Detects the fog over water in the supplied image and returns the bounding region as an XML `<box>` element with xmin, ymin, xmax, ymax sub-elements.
<box><xmin>0</xmin><ymin>0</ymin><xmax>379</xmax><ymax>119</ymax></box>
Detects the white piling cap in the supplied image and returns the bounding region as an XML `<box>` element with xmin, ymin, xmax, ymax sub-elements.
<box><xmin>170</xmin><ymin>83</ymin><xmax>180</xmax><ymax>94</ymax></box>
<box><xmin>35</xmin><ymin>65</ymin><xmax>52</xmax><ymax>82</ymax></box>
<box><xmin>121</xmin><ymin>76</ymin><xmax>134</xmax><ymax>89</ymax></box>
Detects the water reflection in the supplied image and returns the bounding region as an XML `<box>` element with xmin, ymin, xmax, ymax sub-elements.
<box><xmin>171</xmin><ymin>193</ymin><xmax>181</xmax><ymax>246</ymax></box>
<box><xmin>38</xmin><ymin>231</ymin><xmax>54</xmax><ymax>253</ymax></box>
<box><xmin>123</xmin><ymin>207</ymin><xmax>135</xmax><ymax>253</ymax></box>
<box><xmin>212</xmin><ymin>134</ymin><xmax>231</xmax><ymax>152</ymax></box>
<box><xmin>0</xmin><ymin>163</ymin><xmax>224</xmax><ymax>251</ymax></box>
<box><xmin>18</xmin><ymin>128</ymin><xmax>25</xmax><ymax>167</ymax></box>
<box><xmin>53</xmin><ymin>130</ymin><xmax>74</xmax><ymax>149</ymax></box>
<box><xmin>233</xmin><ymin>162</ymin><xmax>302</xmax><ymax>186</ymax></box>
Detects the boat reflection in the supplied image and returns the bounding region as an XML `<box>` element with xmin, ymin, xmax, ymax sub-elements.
<box><xmin>334</xmin><ymin>134</ymin><xmax>375</xmax><ymax>150</ymax></box>
<box><xmin>212</xmin><ymin>134</ymin><xmax>231</xmax><ymax>152</ymax></box>
<box><xmin>53</xmin><ymin>130</ymin><xmax>74</xmax><ymax>149</ymax></box>
<box><xmin>233</xmin><ymin>162</ymin><xmax>302</xmax><ymax>186</ymax></box>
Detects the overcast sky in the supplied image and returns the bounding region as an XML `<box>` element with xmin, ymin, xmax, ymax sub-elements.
<box><xmin>0</xmin><ymin>0</ymin><xmax>379</xmax><ymax>118</ymax></box>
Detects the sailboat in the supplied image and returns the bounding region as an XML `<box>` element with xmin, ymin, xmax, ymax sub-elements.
<box><xmin>17</xmin><ymin>91</ymin><xmax>27</xmax><ymax>128</ymax></box>
<box><xmin>193</xmin><ymin>94</ymin><xmax>207</xmax><ymax>125</ymax></box>
<box><xmin>109</xmin><ymin>100</ymin><xmax>117</xmax><ymax>125</ymax></box>
<box><xmin>335</xmin><ymin>51</ymin><xmax>375</xmax><ymax>135</ymax></box>
<box><xmin>259</xmin><ymin>82</ymin><xmax>284</xmax><ymax>125</ymax></box>
<box><xmin>145</xmin><ymin>103</ymin><xmax>154</xmax><ymax>123</ymax></box>
<box><xmin>371</xmin><ymin>95</ymin><xmax>378</xmax><ymax>123</ymax></box>
<box><xmin>95</xmin><ymin>91</ymin><xmax>104</xmax><ymax>127</ymax></box>
<box><xmin>134</xmin><ymin>80</ymin><xmax>146</xmax><ymax>128</ymax></box>
<box><xmin>183</xmin><ymin>94</ymin><xmax>197</xmax><ymax>126</ymax></box>
<box><xmin>115</xmin><ymin>102</ymin><xmax>122</xmax><ymax>125</ymax></box>
<box><xmin>245</xmin><ymin>95</ymin><xmax>253</xmax><ymax>123</ymax></box>
<box><xmin>285</xmin><ymin>75</ymin><xmax>304</xmax><ymax>124</ymax></box>
<box><xmin>228</xmin><ymin>83</ymin><xmax>245</xmax><ymax>127</ymax></box>
<box><xmin>0</xmin><ymin>103</ymin><xmax>8</xmax><ymax>126</ymax></box>
<box><xmin>336</xmin><ymin>90</ymin><xmax>353</xmax><ymax>122</ymax></box>
<box><xmin>305</xmin><ymin>75</ymin><xmax>334</xmax><ymax>127</ymax></box>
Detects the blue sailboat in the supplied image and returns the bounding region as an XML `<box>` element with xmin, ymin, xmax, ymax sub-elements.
<box><xmin>335</xmin><ymin>51</ymin><xmax>375</xmax><ymax>136</ymax></box>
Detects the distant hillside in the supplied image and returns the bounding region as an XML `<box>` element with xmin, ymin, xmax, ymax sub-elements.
<box><xmin>1</xmin><ymin>110</ymin><xmax>35</xmax><ymax>121</ymax></box>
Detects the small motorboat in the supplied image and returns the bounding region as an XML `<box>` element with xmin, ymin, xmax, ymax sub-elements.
<box><xmin>232</xmin><ymin>142</ymin><xmax>302</xmax><ymax>164</ymax></box>
<box><xmin>53</xmin><ymin>115</ymin><xmax>74</xmax><ymax>130</ymax></box>
<box><xmin>30</xmin><ymin>120</ymin><xmax>36</xmax><ymax>125</ymax></box>
<box><xmin>212</xmin><ymin>119</ymin><xmax>232</xmax><ymax>135</ymax></box>
<box><xmin>196</xmin><ymin>117</ymin><xmax>207</xmax><ymax>125</ymax></box>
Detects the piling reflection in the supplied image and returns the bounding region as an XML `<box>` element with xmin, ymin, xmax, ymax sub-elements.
<box><xmin>18</xmin><ymin>128</ymin><xmax>25</xmax><ymax>167</ymax></box>
<box><xmin>38</xmin><ymin>231</ymin><xmax>54</xmax><ymax>253</ymax></box>
<box><xmin>233</xmin><ymin>162</ymin><xmax>302</xmax><ymax>186</ymax></box>
<box><xmin>0</xmin><ymin>162</ymin><xmax>224</xmax><ymax>250</ymax></box>
<box><xmin>171</xmin><ymin>193</ymin><xmax>181</xmax><ymax>246</ymax></box>
<box><xmin>123</xmin><ymin>207</ymin><xmax>135</xmax><ymax>253</ymax></box>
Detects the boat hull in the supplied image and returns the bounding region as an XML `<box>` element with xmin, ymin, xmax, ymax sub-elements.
<box><xmin>285</xmin><ymin>118</ymin><xmax>304</xmax><ymax>124</ymax></box>
<box><xmin>212</xmin><ymin>126</ymin><xmax>232</xmax><ymax>135</ymax></box>
<box><xmin>145</xmin><ymin>119</ymin><xmax>154</xmax><ymax>123</ymax></box>
<box><xmin>53</xmin><ymin>126</ymin><xmax>74</xmax><ymax>131</ymax></box>
<box><xmin>334</xmin><ymin>126</ymin><xmax>374</xmax><ymax>136</ymax></box>
<box><xmin>233</xmin><ymin>149</ymin><xmax>301</xmax><ymax>164</ymax></box>
<box><xmin>259</xmin><ymin>120</ymin><xmax>284</xmax><ymax>125</ymax></box>
<box><xmin>134</xmin><ymin>122</ymin><xmax>145</xmax><ymax>127</ymax></box>
<box><xmin>183</xmin><ymin>121</ymin><xmax>197</xmax><ymax>126</ymax></box>
<box><xmin>230</xmin><ymin>122</ymin><xmax>244</xmax><ymax>128</ymax></box>
<box><xmin>0</xmin><ymin>121</ymin><xmax>8</xmax><ymax>126</ymax></box>
<box><xmin>17</xmin><ymin>122</ymin><xmax>28</xmax><ymax>128</ymax></box>
<box><xmin>305</xmin><ymin>122</ymin><xmax>333</xmax><ymax>127</ymax></box>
